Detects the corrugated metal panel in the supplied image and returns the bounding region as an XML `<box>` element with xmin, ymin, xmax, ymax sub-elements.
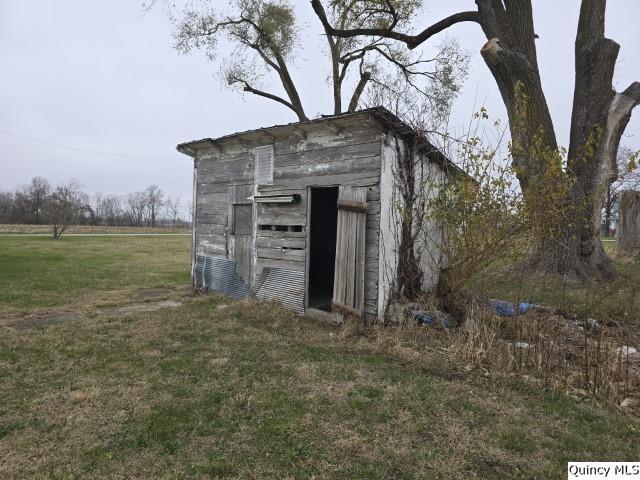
<box><xmin>254</xmin><ymin>267</ymin><xmax>305</xmax><ymax>314</ymax></box>
<box><xmin>194</xmin><ymin>255</ymin><xmax>250</xmax><ymax>299</ymax></box>
<box><xmin>193</xmin><ymin>255</ymin><xmax>306</xmax><ymax>314</ymax></box>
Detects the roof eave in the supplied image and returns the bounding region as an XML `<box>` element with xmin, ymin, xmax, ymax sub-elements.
<box><xmin>174</xmin><ymin>106</ymin><xmax>469</xmax><ymax>179</ymax></box>
<box><xmin>175</xmin><ymin>109</ymin><xmax>385</xmax><ymax>154</ymax></box>
<box><xmin>176</xmin><ymin>139</ymin><xmax>217</xmax><ymax>158</ymax></box>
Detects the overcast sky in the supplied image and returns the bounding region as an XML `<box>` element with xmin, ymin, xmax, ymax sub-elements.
<box><xmin>1</xmin><ymin>1</ymin><xmax>638</xmax><ymax>208</ymax></box>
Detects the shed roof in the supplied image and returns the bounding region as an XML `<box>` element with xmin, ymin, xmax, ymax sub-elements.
<box><xmin>176</xmin><ymin>106</ymin><xmax>465</xmax><ymax>177</ymax></box>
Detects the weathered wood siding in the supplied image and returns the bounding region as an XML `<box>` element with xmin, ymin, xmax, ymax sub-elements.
<box><xmin>332</xmin><ymin>186</ymin><xmax>368</xmax><ymax>322</ymax></box>
<box><xmin>195</xmin><ymin>147</ymin><xmax>252</xmax><ymax>258</ymax></box>
<box><xmin>377</xmin><ymin>135</ymin><xmax>449</xmax><ymax>319</ymax></box>
<box><xmin>257</xmin><ymin>123</ymin><xmax>382</xmax><ymax>317</ymax></box>
<box><xmin>194</xmin><ymin>121</ymin><xmax>383</xmax><ymax>317</ymax></box>
<box><xmin>227</xmin><ymin>183</ymin><xmax>254</xmax><ymax>284</ymax></box>
<box><xmin>378</xmin><ymin>138</ymin><xmax>399</xmax><ymax>317</ymax></box>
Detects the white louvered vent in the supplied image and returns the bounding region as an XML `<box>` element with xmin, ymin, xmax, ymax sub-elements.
<box><xmin>254</xmin><ymin>145</ymin><xmax>274</xmax><ymax>185</ymax></box>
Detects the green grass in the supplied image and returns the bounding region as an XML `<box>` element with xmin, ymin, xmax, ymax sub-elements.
<box><xmin>0</xmin><ymin>236</ymin><xmax>638</xmax><ymax>478</ymax></box>
<box><xmin>0</xmin><ymin>236</ymin><xmax>190</xmax><ymax>314</ymax></box>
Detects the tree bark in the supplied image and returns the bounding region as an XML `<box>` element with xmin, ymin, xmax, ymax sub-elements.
<box><xmin>272</xmin><ymin>49</ymin><xmax>308</xmax><ymax>121</ymax></box>
<box><xmin>311</xmin><ymin>0</ymin><xmax>640</xmax><ymax>281</ymax></box>
<box><xmin>347</xmin><ymin>71</ymin><xmax>371</xmax><ymax>112</ymax></box>
<box><xmin>540</xmin><ymin>0</ymin><xmax>640</xmax><ymax>278</ymax></box>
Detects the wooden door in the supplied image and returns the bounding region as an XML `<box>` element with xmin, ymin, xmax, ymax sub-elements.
<box><xmin>332</xmin><ymin>186</ymin><xmax>367</xmax><ymax>322</ymax></box>
<box><xmin>228</xmin><ymin>184</ymin><xmax>254</xmax><ymax>284</ymax></box>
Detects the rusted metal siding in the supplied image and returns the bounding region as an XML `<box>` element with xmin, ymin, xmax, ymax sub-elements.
<box><xmin>194</xmin><ymin>254</ymin><xmax>250</xmax><ymax>299</ymax></box>
<box><xmin>254</xmin><ymin>267</ymin><xmax>305</xmax><ymax>314</ymax></box>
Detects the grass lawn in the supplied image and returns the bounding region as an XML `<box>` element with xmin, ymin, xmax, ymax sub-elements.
<box><xmin>0</xmin><ymin>235</ymin><xmax>191</xmax><ymax>315</ymax></box>
<box><xmin>0</xmin><ymin>236</ymin><xmax>638</xmax><ymax>478</ymax></box>
<box><xmin>0</xmin><ymin>224</ymin><xmax>191</xmax><ymax>234</ymax></box>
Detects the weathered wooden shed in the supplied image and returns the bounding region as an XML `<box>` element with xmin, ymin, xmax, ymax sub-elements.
<box><xmin>177</xmin><ymin>107</ymin><xmax>458</xmax><ymax>320</ymax></box>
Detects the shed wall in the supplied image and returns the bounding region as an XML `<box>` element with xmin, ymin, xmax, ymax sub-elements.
<box><xmin>377</xmin><ymin>138</ymin><xmax>400</xmax><ymax>317</ymax></box>
<box><xmin>194</xmin><ymin>121</ymin><xmax>383</xmax><ymax>318</ymax></box>
<box><xmin>377</xmin><ymin>135</ymin><xmax>449</xmax><ymax>318</ymax></box>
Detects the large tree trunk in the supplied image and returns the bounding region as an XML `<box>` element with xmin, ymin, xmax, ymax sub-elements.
<box><xmin>476</xmin><ymin>1</ymin><xmax>559</xmax><ymax>190</ymax></box>
<box><xmin>328</xmin><ymin>38</ymin><xmax>342</xmax><ymax>114</ymax></box>
<box><xmin>545</xmin><ymin>1</ymin><xmax>617</xmax><ymax>279</ymax></box>
<box><xmin>476</xmin><ymin>0</ymin><xmax>639</xmax><ymax>280</ymax></box>
<box><xmin>619</xmin><ymin>191</ymin><xmax>640</xmax><ymax>257</ymax></box>
<box><xmin>542</xmin><ymin>2</ymin><xmax>639</xmax><ymax>279</ymax></box>
<box><xmin>313</xmin><ymin>0</ymin><xmax>640</xmax><ymax>281</ymax></box>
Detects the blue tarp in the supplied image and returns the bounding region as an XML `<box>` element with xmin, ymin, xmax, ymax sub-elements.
<box><xmin>488</xmin><ymin>299</ymin><xmax>541</xmax><ymax>317</ymax></box>
<box><xmin>412</xmin><ymin>310</ymin><xmax>451</xmax><ymax>328</ymax></box>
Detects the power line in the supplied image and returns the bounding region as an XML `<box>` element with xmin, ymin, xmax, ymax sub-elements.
<box><xmin>0</xmin><ymin>127</ymin><xmax>179</xmax><ymax>162</ymax></box>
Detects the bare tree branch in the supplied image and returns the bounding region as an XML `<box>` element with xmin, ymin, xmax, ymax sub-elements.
<box><xmin>232</xmin><ymin>77</ymin><xmax>301</xmax><ymax>115</ymax></box>
<box><xmin>347</xmin><ymin>66</ymin><xmax>371</xmax><ymax>112</ymax></box>
<box><xmin>174</xmin><ymin>2</ymin><xmax>308</xmax><ymax>121</ymax></box>
<box><xmin>310</xmin><ymin>0</ymin><xmax>479</xmax><ymax>50</ymax></box>
<box><xmin>623</xmin><ymin>81</ymin><xmax>640</xmax><ymax>103</ymax></box>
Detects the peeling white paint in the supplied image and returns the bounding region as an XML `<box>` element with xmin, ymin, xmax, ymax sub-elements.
<box><xmin>377</xmin><ymin>135</ymin><xmax>450</xmax><ymax>317</ymax></box>
<box><xmin>415</xmin><ymin>161</ymin><xmax>446</xmax><ymax>291</ymax></box>
<box><xmin>378</xmin><ymin>137</ymin><xmax>400</xmax><ymax>317</ymax></box>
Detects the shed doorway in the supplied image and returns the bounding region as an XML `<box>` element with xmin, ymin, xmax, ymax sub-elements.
<box><xmin>307</xmin><ymin>186</ymin><xmax>339</xmax><ymax>311</ymax></box>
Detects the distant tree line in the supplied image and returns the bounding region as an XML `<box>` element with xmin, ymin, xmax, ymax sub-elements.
<box><xmin>0</xmin><ymin>177</ymin><xmax>191</xmax><ymax>229</ymax></box>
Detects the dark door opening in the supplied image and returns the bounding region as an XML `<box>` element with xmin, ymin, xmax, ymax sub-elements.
<box><xmin>308</xmin><ymin>186</ymin><xmax>339</xmax><ymax>311</ymax></box>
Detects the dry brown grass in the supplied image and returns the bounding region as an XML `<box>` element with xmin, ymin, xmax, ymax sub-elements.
<box><xmin>2</xmin><ymin>236</ymin><xmax>638</xmax><ymax>478</ymax></box>
<box><xmin>370</xmin><ymin>298</ymin><xmax>640</xmax><ymax>412</ymax></box>
<box><xmin>1</xmin><ymin>296</ymin><xmax>638</xmax><ymax>479</ymax></box>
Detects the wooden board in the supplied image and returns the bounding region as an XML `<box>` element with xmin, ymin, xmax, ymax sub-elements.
<box><xmin>271</xmin><ymin>170</ymin><xmax>380</xmax><ymax>189</ymax></box>
<box><xmin>198</xmin><ymin>192</ymin><xmax>229</xmax><ymax>204</ymax></box>
<box><xmin>257</xmin><ymin>212</ymin><xmax>307</xmax><ymax>227</ymax></box>
<box><xmin>332</xmin><ymin>185</ymin><xmax>368</xmax><ymax>322</ymax></box>
<box><xmin>196</xmin><ymin>223</ymin><xmax>226</xmax><ymax>236</ymax></box>
<box><xmin>197</xmin><ymin>238</ymin><xmax>227</xmax><ymax>257</ymax></box>
<box><xmin>256</xmin><ymin>257</ymin><xmax>306</xmax><ymax>272</ymax></box>
<box><xmin>193</xmin><ymin>122</ymin><xmax>384</xmax><ymax>317</ymax></box>
<box><xmin>257</xmin><ymin>247</ymin><xmax>305</xmax><ymax>262</ymax></box>
<box><xmin>257</xmin><ymin>236</ymin><xmax>306</xmax><ymax>249</ymax></box>
<box><xmin>257</xmin><ymin>229</ymin><xmax>306</xmax><ymax>238</ymax></box>
<box><xmin>198</xmin><ymin>150</ymin><xmax>253</xmax><ymax>180</ymax></box>
<box><xmin>198</xmin><ymin>182</ymin><xmax>229</xmax><ymax>195</ymax></box>
<box><xmin>227</xmin><ymin>184</ymin><xmax>254</xmax><ymax>284</ymax></box>
<box><xmin>275</xmin><ymin>141</ymin><xmax>381</xmax><ymax>167</ymax></box>
<box><xmin>274</xmin><ymin>123</ymin><xmax>381</xmax><ymax>155</ymax></box>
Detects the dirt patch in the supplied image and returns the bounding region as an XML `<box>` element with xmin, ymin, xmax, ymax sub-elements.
<box><xmin>135</xmin><ymin>288</ymin><xmax>176</xmax><ymax>299</ymax></box>
<box><xmin>1</xmin><ymin>298</ymin><xmax>187</xmax><ymax>331</ymax></box>
<box><xmin>2</xmin><ymin>312</ymin><xmax>82</xmax><ymax>331</ymax></box>
<box><xmin>102</xmin><ymin>300</ymin><xmax>183</xmax><ymax>317</ymax></box>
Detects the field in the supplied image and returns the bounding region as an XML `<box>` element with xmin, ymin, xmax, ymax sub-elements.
<box><xmin>1</xmin><ymin>235</ymin><xmax>638</xmax><ymax>479</ymax></box>
<box><xmin>0</xmin><ymin>224</ymin><xmax>191</xmax><ymax>235</ymax></box>
<box><xmin>0</xmin><ymin>236</ymin><xmax>190</xmax><ymax>315</ymax></box>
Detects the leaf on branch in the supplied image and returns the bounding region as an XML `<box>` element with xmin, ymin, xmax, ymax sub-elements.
<box><xmin>173</xmin><ymin>1</ymin><xmax>300</xmax><ymax>73</ymax></box>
